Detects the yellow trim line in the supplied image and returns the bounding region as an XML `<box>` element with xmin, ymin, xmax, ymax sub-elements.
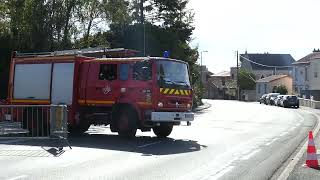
<box><xmin>11</xmin><ymin>99</ymin><xmax>50</xmax><ymax>103</ymax></box>
<box><xmin>81</xmin><ymin>100</ymin><xmax>115</xmax><ymax>104</ymax></box>
<box><xmin>137</xmin><ymin>102</ymin><xmax>152</xmax><ymax>106</ymax></box>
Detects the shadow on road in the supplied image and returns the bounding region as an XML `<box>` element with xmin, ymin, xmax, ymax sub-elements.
<box><xmin>0</xmin><ymin>133</ymin><xmax>206</xmax><ymax>156</ymax></box>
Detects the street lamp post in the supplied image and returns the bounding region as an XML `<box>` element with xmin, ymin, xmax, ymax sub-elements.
<box><xmin>200</xmin><ymin>50</ymin><xmax>208</xmax><ymax>85</ymax></box>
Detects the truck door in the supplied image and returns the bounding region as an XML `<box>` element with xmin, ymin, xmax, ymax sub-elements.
<box><xmin>51</xmin><ymin>63</ymin><xmax>75</xmax><ymax>105</ymax></box>
<box><xmin>85</xmin><ymin>62</ymin><xmax>120</xmax><ymax>105</ymax></box>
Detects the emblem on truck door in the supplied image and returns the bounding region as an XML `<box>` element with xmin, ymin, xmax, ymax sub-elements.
<box><xmin>102</xmin><ymin>85</ymin><xmax>111</xmax><ymax>95</ymax></box>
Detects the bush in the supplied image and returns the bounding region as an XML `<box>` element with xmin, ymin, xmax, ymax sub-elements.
<box><xmin>272</xmin><ymin>85</ymin><xmax>288</xmax><ymax>95</ymax></box>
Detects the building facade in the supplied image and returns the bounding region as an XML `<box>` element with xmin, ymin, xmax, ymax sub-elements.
<box><xmin>256</xmin><ymin>75</ymin><xmax>293</xmax><ymax>99</ymax></box>
<box><xmin>293</xmin><ymin>50</ymin><xmax>320</xmax><ymax>99</ymax></box>
<box><xmin>207</xmin><ymin>70</ymin><xmax>236</xmax><ymax>99</ymax></box>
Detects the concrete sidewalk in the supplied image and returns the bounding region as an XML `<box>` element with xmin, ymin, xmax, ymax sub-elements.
<box><xmin>286</xmin><ymin>107</ymin><xmax>320</xmax><ymax>180</ymax></box>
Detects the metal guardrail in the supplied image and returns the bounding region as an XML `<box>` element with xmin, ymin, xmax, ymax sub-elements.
<box><xmin>299</xmin><ymin>98</ymin><xmax>320</xmax><ymax>109</ymax></box>
<box><xmin>0</xmin><ymin>105</ymin><xmax>68</xmax><ymax>140</ymax></box>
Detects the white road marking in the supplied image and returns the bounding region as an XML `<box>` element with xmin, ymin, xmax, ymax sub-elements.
<box><xmin>279</xmin><ymin>132</ymin><xmax>289</xmax><ymax>137</ymax></box>
<box><xmin>137</xmin><ymin>141</ymin><xmax>163</xmax><ymax>148</ymax></box>
<box><xmin>276</xmin><ymin>112</ymin><xmax>320</xmax><ymax>180</ymax></box>
<box><xmin>6</xmin><ymin>175</ymin><xmax>28</xmax><ymax>180</ymax></box>
<box><xmin>208</xmin><ymin>166</ymin><xmax>234</xmax><ymax>180</ymax></box>
<box><xmin>240</xmin><ymin>149</ymin><xmax>261</xmax><ymax>160</ymax></box>
<box><xmin>265</xmin><ymin>138</ymin><xmax>279</xmax><ymax>146</ymax></box>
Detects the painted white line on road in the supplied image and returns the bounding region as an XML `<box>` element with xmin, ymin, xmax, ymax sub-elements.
<box><xmin>6</xmin><ymin>175</ymin><xmax>28</xmax><ymax>180</ymax></box>
<box><xmin>265</xmin><ymin>138</ymin><xmax>279</xmax><ymax>146</ymax></box>
<box><xmin>279</xmin><ymin>131</ymin><xmax>289</xmax><ymax>137</ymax></box>
<box><xmin>207</xmin><ymin>166</ymin><xmax>234</xmax><ymax>180</ymax></box>
<box><xmin>276</xmin><ymin>111</ymin><xmax>320</xmax><ymax>180</ymax></box>
<box><xmin>138</xmin><ymin>141</ymin><xmax>163</xmax><ymax>148</ymax></box>
<box><xmin>240</xmin><ymin>149</ymin><xmax>261</xmax><ymax>160</ymax></box>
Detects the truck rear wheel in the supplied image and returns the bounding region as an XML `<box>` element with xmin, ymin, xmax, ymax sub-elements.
<box><xmin>68</xmin><ymin>122</ymin><xmax>90</xmax><ymax>136</ymax></box>
<box><xmin>153</xmin><ymin>123</ymin><xmax>173</xmax><ymax>138</ymax></box>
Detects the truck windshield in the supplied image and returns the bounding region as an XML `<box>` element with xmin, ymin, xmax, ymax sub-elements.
<box><xmin>157</xmin><ymin>60</ymin><xmax>191</xmax><ymax>88</ymax></box>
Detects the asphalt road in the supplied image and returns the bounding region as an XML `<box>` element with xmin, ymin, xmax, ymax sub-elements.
<box><xmin>0</xmin><ymin>100</ymin><xmax>317</xmax><ymax>180</ymax></box>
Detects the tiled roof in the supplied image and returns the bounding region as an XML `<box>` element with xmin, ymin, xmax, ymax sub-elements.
<box><xmin>240</xmin><ymin>53</ymin><xmax>295</xmax><ymax>70</ymax></box>
<box><xmin>293</xmin><ymin>52</ymin><xmax>320</xmax><ymax>65</ymax></box>
<box><xmin>256</xmin><ymin>75</ymin><xmax>288</xmax><ymax>83</ymax></box>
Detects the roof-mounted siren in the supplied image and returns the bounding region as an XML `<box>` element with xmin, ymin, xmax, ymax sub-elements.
<box><xmin>163</xmin><ymin>51</ymin><xmax>170</xmax><ymax>58</ymax></box>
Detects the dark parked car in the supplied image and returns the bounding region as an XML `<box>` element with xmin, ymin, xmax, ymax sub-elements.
<box><xmin>282</xmin><ymin>95</ymin><xmax>299</xmax><ymax>108</ymax></box>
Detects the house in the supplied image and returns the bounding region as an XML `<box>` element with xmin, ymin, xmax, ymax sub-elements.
<box><xmin>207</xmin><ymin>71</ymin><xmax>237</xmax><ymax>99</ymax></box>
<box><xmin>200</xmin><ymin>65</ymin><xmax>214</xmax><ymax>98</ymax></box>
<box><xmin>256</xmin><ymin>75</ymin><xmax>293</xmax><ymax>99</ymax></box>
<box><xmin>292</xmin><ymin>49</ymin><xmax>320</xmax><ymax>99</ymax></box>
<box><xmin>240</xmin><ymin>52</ymin><xmax>295</xmax><ymax>79</ymax></box>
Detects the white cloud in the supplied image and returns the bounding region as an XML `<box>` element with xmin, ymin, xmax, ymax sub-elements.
<box><xmin>189</xmin><ymin>0</ymin><xmax>320</xmax><ymax>73</ymax></box>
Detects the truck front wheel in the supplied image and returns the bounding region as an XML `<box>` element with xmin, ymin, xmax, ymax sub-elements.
<box><xmin>68</xmin><ymin>121</ymin><xmax>90</xmax><ymax>136</ymax></box>
<box><xmin>153</xmin><ymin>123</ymin><xmax>173</xmax><ymax>138</ymax></box>
<box><xmin>117</xmin><ymin>107</ymin><xmax>137</xmax><ymax>137</ymax></box>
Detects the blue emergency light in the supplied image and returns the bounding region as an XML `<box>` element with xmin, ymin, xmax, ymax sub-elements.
<box><xmin>163</xmin><ymin>51</ymin><xmax>170</xmax><ymax>58</ymax></box>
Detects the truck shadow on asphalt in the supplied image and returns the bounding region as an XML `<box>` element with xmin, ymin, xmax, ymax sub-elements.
<box><xmin>70</xmin><ymin>133</ymin><xmax>207</xmax><ymax>156</ymax></box>
<box><xmin>0</xmin><ymin>133</ymin><xmax>207</xmax><ymax>157</ymax></box>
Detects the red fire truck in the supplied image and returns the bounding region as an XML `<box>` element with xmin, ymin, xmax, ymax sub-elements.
<box><xmin>1</xmin><ymin>48</ymin><xmax>194</xmax><ymax>137</ymax></box>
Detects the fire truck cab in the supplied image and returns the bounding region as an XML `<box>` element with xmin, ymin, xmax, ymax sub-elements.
<box><xmin>7</xmin><ymin>48</ymin><xmax>194</xmax><ymax>137</ymax></box>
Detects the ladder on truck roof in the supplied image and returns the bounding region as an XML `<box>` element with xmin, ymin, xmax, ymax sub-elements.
<box><xmin>14</xmin><ymin>47</ymin><xmax>139</xmax><ymax>58</ymax></box>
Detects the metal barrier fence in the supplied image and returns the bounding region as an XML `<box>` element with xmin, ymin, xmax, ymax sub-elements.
<box><xmin>299</xmin><ymin>98</ymin><xmax>320</xmax><ymax>109</ymax></box>
<box><xmin>0</xmin><ymin>105</ymin><xmax>68</xmax><ymax>139</ymax></box>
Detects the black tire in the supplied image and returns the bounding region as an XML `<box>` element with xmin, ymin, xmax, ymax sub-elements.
<box><xmin>69</xmin><ymin>122</ymin><xmax>90</xmax><ymax>136</ymax></box>
<box><xmin>118</xmin><ymin>129</ymin><xmax>137</xmax><ymax>137</ymax></box>
<box><xmin>153</xmin><ymin>123</ymin><xmax>173</xmax><ymax>138</ymax></box>
<box><xmin>115</xmin><ymin>106</ymin><xmax>138</xmax><ymax>137</ymax></box>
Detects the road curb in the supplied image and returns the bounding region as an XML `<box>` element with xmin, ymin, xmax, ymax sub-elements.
<box><xmin>192</xmin><ymin>102</ymin><xmax>211</xmax><ymax>112</ymax></box>
<box><xmin>274</xmin><ymin>108</ymin><xmax>320</xmax><ymax>180</ymax></box>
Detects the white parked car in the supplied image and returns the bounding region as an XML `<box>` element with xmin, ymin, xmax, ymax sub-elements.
<box><xmin>274</xmin><ymin>95</ymin><xmax>285</xmax><ymax>106</ymax></box>
<box><xmin>266</xmin><ymin>93</ymin><xmax>280</xmax><ymax>105</ymax></box>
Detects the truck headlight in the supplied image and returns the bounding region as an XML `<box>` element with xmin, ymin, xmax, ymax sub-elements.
<box><xmin>158</xmin><ymin>102</ymin><xmax>164</xmax><ymax>108</ymax></box>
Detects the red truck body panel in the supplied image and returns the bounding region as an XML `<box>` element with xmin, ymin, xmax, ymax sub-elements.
<box><xmin>2</xmin><ymin>54</ymin><xmax>193</xmax><ymax>130</ymax></box>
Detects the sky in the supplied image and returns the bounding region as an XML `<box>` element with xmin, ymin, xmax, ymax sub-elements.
<box><xmin>188</xmin><ymin>0</ymin><xmax>320</xmax><ymax>73</ymax></box>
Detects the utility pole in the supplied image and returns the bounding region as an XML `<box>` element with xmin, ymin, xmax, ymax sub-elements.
<box><xmin>237</xmin><ymin>51</ymin><xmax>240</xmax><ymax>100</ymax></box>
<box><xmin>200</xmin><ymin>50</ymin><xmax>208</xmax><ymax>87</ymax></box>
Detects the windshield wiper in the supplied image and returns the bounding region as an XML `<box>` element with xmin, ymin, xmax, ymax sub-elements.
<box><xmin>163</xmin><ymin>78</ymin><xmax>175</xmax><ymax>85</ymax></box>
<box><xmin>174</xmin><ymin>81</ymin><xmax>190</xmax><ymax>87</ymax></box>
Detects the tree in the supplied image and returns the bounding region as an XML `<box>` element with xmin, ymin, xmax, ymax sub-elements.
<box><xmin>76</xmin><ymin>0</ymin><xmax>103</xmax><ymax>47</ymax></box>
<box><xmin>239</xmin><ymin>69</ymin><xmax>256</xmax><ymax>90</ymax></box>
<box><xmin>0</xmin><ymin>0</ymin><xmax>202</xmax><ymax>105</ymax></box>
